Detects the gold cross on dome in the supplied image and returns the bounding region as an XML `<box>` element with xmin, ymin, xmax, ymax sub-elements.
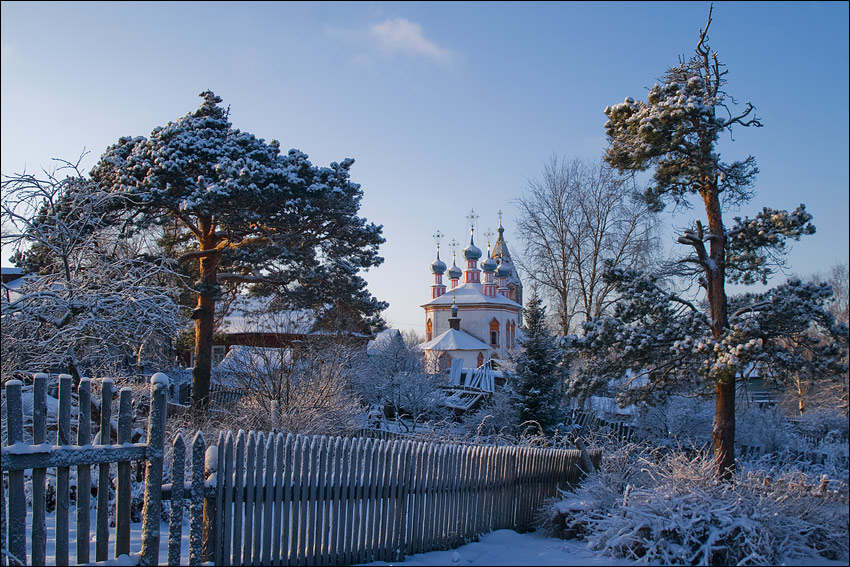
<box><xmin>466</xmin><ymin>209</ymin><xmax>479</xmax><ymax>232</ymax></box>
<box><xmin>483</xmin><ymin>228</ymin><xmax>494</xmax><ymax>248</ymax></box>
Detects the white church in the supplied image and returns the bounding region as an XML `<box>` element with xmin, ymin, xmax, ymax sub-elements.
<box><xmin>419</xmin><ymin>212</ymin><xmax>523</xmax><ymax>373</ymax></box>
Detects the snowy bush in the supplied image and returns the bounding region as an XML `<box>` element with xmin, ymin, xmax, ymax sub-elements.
<box><xmin>542</xmin><ymin>442</ymin><xmax>849</xmax><ymax>565</ymax></box>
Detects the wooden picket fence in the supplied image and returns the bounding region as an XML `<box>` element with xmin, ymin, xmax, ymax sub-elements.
<box><xmin>2</xmin><ymin>374</ymin><xmax>600</xmax><ymax>566</ymax></box>
<box><xmin>199</xmin><ymin>430</ymin><xmax>598</xmax><ymax>566</ymax></box>
<box><xmin>2</xmin><ymin>372</ymin><xmax>174</xmax><ymax>566</ymax></box>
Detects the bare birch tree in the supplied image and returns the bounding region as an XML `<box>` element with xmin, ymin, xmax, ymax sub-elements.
<box><xmin>1</xmin><ymin>156</ymin><xmax>185</xmax><ymax>384</ymax></box>
<box><xmin>515</xmin><ymin>155</ymin><xmax>660</xmax><ymax>335</ymax></box>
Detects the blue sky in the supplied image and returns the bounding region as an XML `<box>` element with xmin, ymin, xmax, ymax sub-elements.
<box><xmin>2</xmin><ymin>1</ymin><xmax>848</xmax><ymax>333</ymax></box>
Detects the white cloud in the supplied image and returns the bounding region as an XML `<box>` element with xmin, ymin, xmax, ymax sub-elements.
<box><xmin>325</xmin><ymin>18</ymin><xmax>455</xmax><ymax>67</ymax></box>
<box><xmin>368</xmin><ymin>18</ymin><xmax>453</xmax><ymax>64</ymax></box>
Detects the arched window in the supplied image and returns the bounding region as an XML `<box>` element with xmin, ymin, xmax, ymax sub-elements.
<box><xmin>426</xmin><ymin>319</ymin><xmax>433</xmax><ymax>342</ymax></box>
<box><xmin>477</xmin><ymin>352</ymin><xmax>484</xmax><ymax>367</ymax></box>
<box><xmin>489</xmin><ymin>318</ymin><xmax>500</xmax><ymax>347</ymax></box>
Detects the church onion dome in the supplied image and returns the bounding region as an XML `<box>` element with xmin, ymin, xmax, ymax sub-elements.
<box><xmin>462</xmin><ymin>233</ymin><xmax>482</xmax><ymax>261</ymax></box>
<box><xmin>430</xmin><ymin>251</ymin><xmax>447</xmax><ymax>274</ymax></box>
<box><xmin>448</xmin><ymin>260</ymin><xmax>462</xmax><ymax>280</ymax></box>
<box><xmin>497</xmin><ymin>260</ymin><xmax>511</xmax><ymax>278</ymax></box>
<box><xmin>481</xmin><ymin>250</ymin><xmax>497</xmax><ymax>272</ymax></box>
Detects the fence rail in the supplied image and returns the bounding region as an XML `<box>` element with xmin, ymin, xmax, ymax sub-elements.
<box><xmin>3</xmin><ymin>375</ymin><xmax>599</xmax><ymax>566</ymax></box>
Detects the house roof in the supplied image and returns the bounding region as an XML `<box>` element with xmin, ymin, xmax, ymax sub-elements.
<box><xmin>419</xmin><ymin>328</ymin><xmax>493</xmax><ymax>352</ymax></box>
<box><xmin>421</xmin><ymin>282</ymin><xmax>520</xmax><ymax>309</ymax></box>
<box><xmin>367</xmin><ymin>328</ymin><xmax>406</xmax><ymax>356</ymax></box>
<box><xmin>218</xmin><ymin>295</ymin><xmax>316</xmax><ymax>335</ymax></box>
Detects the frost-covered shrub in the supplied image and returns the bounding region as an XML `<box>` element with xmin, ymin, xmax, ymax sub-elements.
<box><xmin>542</xmin><ymin>442</ymin><xmax>849</xmax><ymax>565</ymax></box>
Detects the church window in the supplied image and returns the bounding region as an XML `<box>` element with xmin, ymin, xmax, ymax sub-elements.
<box><xmin>426</xmin><ymin>319</ymin><xmax>433</xmax><ymax>342</ymax></box>
<box><xmin>489</xmin><ymin>318</ymin><xmax>500</xmax><ymax>347</ymax></box>
<box><xmin>477</xmin><ymin>352</ymin><xmax>484</xmax><ymax>367</ymax></box>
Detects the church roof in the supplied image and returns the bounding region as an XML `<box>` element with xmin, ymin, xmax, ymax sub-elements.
<box><xmin>419</xmin><ymin>328</ymin><xmax>493</xmax><ymax>352</ymax></box>
<box><xmin>420</xmin><ymin>282</ymin><xmax>521</xmax><ymax>309</ymax></box>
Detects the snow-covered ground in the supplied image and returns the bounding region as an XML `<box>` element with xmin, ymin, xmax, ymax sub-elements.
<box><xmin>357</xmin><ymin>529</ymin><xmax>848</xmax><ymax>567</ymax></box>
<box><xmin>357</xmin><ymin>529</ymin><xmax>632</xmax><ymax>566</ymax></box>
<box><xmin>21</xmin><ymin>511</ymin><xmax>849</xmax><ymax>566</ymax></box>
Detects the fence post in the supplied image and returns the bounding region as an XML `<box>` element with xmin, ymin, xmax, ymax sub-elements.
<box><xmin>30</xmin><ymin>374</ymin><xmax>48</xmax><ymax>567</ymax></box>
<box><xmin>202</xmin><ymin>438</ymin><xmax>219</xmax><ymax>563</ymax></box>
<box><xmin>96</xmin><ymin>378</ymin><xmax>113</xmax><ymax>561</ymax></box>
<box><xmin>189</xmin><ymin>432</ymin><xmax>206</xmax><ymax>566</ymax></box>
<box><xmin>169</xmin><ymin>433</ymin><xmax>186</xmax><ymax>566</ymax></box>
<box><xmin>140</xmin><ymin>372</ymin><xmax>169</xmax><ymax>566</ymax></box>
<box><xmin>116</xmin><ymin>387</ymin><xmax>133</xmax><ymax>558</ymax></box>
<box><xmin>5</xmin><ymin>380</ymin><xmax>26</xmax><ymax>566</ymax></box>
<box><xmin>56</xmin><ymin>374</ymin><xmax>72</xmax><ymax>566</ymax></box>
<box><xmin>76</xmin><ymin>378</ymin><xmax>92</xmax><ymax>564</ymax></box>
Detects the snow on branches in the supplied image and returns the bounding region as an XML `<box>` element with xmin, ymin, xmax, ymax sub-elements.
<box><xmin>1</xmin><ymin>157</ymin><xmax>185</xmax><ymax>382</ymax></box>
<box><xmin>562</xmin><ymin>266</ymin><xmax>848</xmax><ymax>410</ymax></box>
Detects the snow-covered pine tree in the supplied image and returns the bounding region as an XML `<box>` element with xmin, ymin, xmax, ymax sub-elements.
<box><xmin>564</xmin><ymin>266</ymin><xmax>847</xmax><ymax>414</ymax></box>
<box><xmin>598</xmin><ymin>7</ymin><xmax>822</xmax><ymax>478</ymax></box>
<box><xmin>91</xmin><ymin>91</ymin><xmax>386</xmax><ymax>413</ymax></box>
<box><xmin>513</xmin><ymin>290</ymin><xmax>565</xmax><ymax>434</ymax></box>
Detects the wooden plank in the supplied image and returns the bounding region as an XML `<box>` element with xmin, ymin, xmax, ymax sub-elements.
<box><xmin>243</xmin><ymin>431</ymin><xmax>256</xmax><ymax>565</ymax></box>
<box><xmin>213</xmin><ymin>432</ymin><xmax>225</xmax><ymax>567</ymax></box>
<box><xmin>280</xmin><ymin>433</ymin><xmax>294</xmax><ymax>566</ymax></box>
<box><xmin>438</xmin><ymin>444</ymin><xmax>450</xmax><ymax>548</ymax></box>
<box><xmin>1</xmin><ymin>444</ymin><xmax>148</xmax><ymax>470</ymax></box>
<box><xmin>4</xmin><ymin>380</ymin><xmax>27</xmax><ymax>566</ymax></box>
<box><xmin>424</xmin><ymin>442</ymin><xmax>438</xmax><ymax>552</ymax></box>
<box><xmin>189</xmin><ymin>432</ymin><xmax>206</xmax><ymax>566</ymax></box>
<box><xmin>31</xmin><ymin>374</ymin><xmax>48</xmax><ymax>567</ymax></box>
<box><xmin>458</xmin><ymin>444</ymin><xmax>469</xmax><ymax>542</ymax></box>
<box><xmin>391</xmin><ymin>441</ymin><xmax>411</xmax><ymax>563</ymax></box>
<box><xmin>446</xmin><ymin>444</ymin><xmax>457</xmax><ymax>546</ymax></box>
<box><xmin>492</xmin><ymin>446</ymin><xmax>504</xmax><ymax>531</ymax></box>
<box><xmin>341</xmin><ymin>437</ymin><xmax>358</xmax><ymax>566</ymax></box>
<box><xmin>373</xmin><ymin>439</ymin><xmax>389</xmax><ymax>561</ymax></box>
<box><xmin>56</xmin><ymin>374</ymin><xmax>72</xmax><ymax>566</ymax></box>
<box><xmin>252</xmin><ymin>431</ymin><xmax>266</xmax><ymax>564</ymax></box>
<box><xmin>474</xmin><ymin>445</ymin><xmax>486</xmax><ymax>537</ymax></box>
<box><xmin>304</xmin><ymin>436</ymin><xmax>320</xmax><ymax>566</ymax></box>
<box><xmin>232</xmin><ymin>430</ymin><xmax>245</xmax><ymax>566</ymax></box>
<box><xmin>379</xmin><ymin>440</ymin><xmax>396</xmax><ymax>562</ymax></box>
<box><xmin>414</xmin><ymin>441</ymin><xmax>429</xmax><ymax>555</ymax></box>
<box><xmin>360</xmin><ymin>438</ymin><xmax>377</xmax><ymax>564</ymax></box>
<box><xmin>96</xmin><ymin>378</ymin><xmax>113</xmax><ymax>562</ymax></box>
<box><xmin>272</xmin><ymin>433</ymin><xmax>286</xmax><ymax>567</ymax></box>
<box><xmin>409</xmin><ymin>441</ymin><xmax>426</xmax><ymax>556</ymax></box>
<box><xmin>168</xmin><ymin>433</ymin><xmax>186</xmax><ymax>566</ymax></box>
<box><xmin>221</xmin><ymin>432</ymin><xmax>234</xmax><ymax>565</ymax></box>
<box><xmin>506</xmin><ymin>446</ymin><xmax>516</xmax><ymax>528</ymax></box>
<box><xmin>115</xmin><ymin>388</ymin><xmax>133</xmax><ymax>558</ymax></box>
<box><xmin>319</xmin><ymin>436</ymin><xmax>333</xmax><ymax>566</ymax></box>
<box><xmin>327</xmin><ymin>436</ymin><xmax>344</xmax><ymax>566</ymax></box>
<box><xmin>262</xmin><ymin>433</ymin><xmax>275</xmax><ymax>564</ymax></box>
<box><xmin>291</xmin><ymin>435</ymin><xmax>305</xmax><ymax>567</ymax></box>
<box><xmin>297</xmin><ymin>436</ymin><xmax>311</xmax><ymax>567</ymax></box>
<box><xmin>353</xmin><ymin>436</ymin><xmax>368</xmax><ymax>566</ymax></box>
<box><xmin>76</xmin><ymin>377</ymin><xmax>92</xmax><ymax>564</ymax></box>
<box><xmin>331</xmin><ymin>437</ymin><xmax>348</xmax><ymax>566</ymax></box>
<box><xmin>367</xmin><ymin>440</ymin><xmax>387</xmax><ymax>561</ymax></box>
<box><xmin>311</xmin><ymin>436</ymin><xmax>327</xmax><ymax>565</ymax></box>
<box><xmin>1</xmin><ymin>448</ymin><xmax>6</xmax><ymax>567</ymax></box>
<box><xmin>140</xmin><ymin>373</ymin><xmax>168</xmax><ymax>566</ymax></box>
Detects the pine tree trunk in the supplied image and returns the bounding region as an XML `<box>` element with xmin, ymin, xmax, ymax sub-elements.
<box><xmin>192</xmin><ymin>219</ymin><xmax>218</xmax><ymax>415</ymax></box>
<box><xmin>703</xmin><ymin>183</ymin><xmax>736</xmax><ymax>479</ymax></box>
<box><xmin>192</xmin><ymin>287</ymin><xmax>215</xmax><ymax>414</ymax></box>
